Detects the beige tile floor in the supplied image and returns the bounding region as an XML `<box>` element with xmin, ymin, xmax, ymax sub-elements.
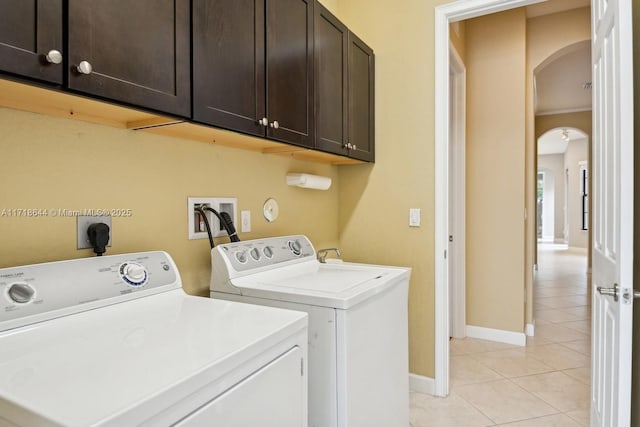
<box><xmin>410</xmin><ymin>244</ymin><xmax>591</xmax><ymax>426</ymax></box>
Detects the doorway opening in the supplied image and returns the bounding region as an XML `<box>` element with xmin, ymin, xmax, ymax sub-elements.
<box><xmin>434</xmin><ymin>0</ymin><xmax>592</xmax><ymax>398</ymax></box>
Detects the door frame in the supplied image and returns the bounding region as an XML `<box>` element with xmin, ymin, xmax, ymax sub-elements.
<box><xmin>434</xmin><ymin>0</ymin><xmax>545</xmax><ymax>397</ymax></box>
<box><xmin>448</xmin><ymin>43</ymin><xmax>466</xmax><ymax>340</ymax></box>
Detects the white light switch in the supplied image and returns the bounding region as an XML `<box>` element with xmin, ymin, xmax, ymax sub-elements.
<box><xmin>409</xmin><ymin>208</ymin><xmax>421</xmax><ymax>227</ymax></box>
<box><xmin>241</xmin><ymin>210</ymin><xmax>251</xmax><ymax>233</ymax></box>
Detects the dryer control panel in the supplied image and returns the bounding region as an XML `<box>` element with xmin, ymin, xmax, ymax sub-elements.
<box><xmin>0</xmin><ymin>251</ymin><xmax>180</xmax><ymax>332</ymax></box>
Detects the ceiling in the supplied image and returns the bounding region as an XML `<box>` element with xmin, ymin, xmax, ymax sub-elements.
<box><xmin>528</xmin><ymin>0</ymin><xmax>592</xmax><ymax>155</ymax></box>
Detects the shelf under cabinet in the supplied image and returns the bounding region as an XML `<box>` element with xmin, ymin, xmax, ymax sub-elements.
<box><xmin>0</xmin><ymin>78</ymin><xmax>362</xmax><ymax>166</ymax></box>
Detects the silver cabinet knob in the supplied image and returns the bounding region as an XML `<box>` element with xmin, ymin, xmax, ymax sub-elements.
<box><xmin>45</xmin><ymin>49</ymin><xmax>63</xmax><ymax>64</ymax></box>
<box><xmin>269</xmin><ymin>121</ymin><xmax>279</xmax><ymax>129</ymax></box>
<box><xmin>353</xmin><ymin>144</ymin><xmax>357</xmax><ymax>150</ymax></box>
<box><xmin>76</xmin><ymin>61</ymin><xmax>93</xmax><ymax>75</ymax></box>
<box><xmin>258</xmin><ymin>117</ymin><xmax>268</xmax><ymax>126</ymax></box>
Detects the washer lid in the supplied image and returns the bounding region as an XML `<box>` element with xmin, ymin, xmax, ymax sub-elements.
<box><xmin>0</xmin><ymin>290</ymin><xmax>306</xmax><ymax>427</ymax></box>
<box><xmin>232</xmin><ymin>262</ymin><xmax>411</xmax><ymax>309</ymax></box>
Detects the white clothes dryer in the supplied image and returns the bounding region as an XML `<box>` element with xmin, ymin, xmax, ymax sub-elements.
<box><xmin>0</xmin><ymin>251</ymin><xmax>308</xmax><ymax>427</ymax></box>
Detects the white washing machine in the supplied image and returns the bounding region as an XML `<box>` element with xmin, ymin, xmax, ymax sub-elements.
<box><xmin>0</xmin><ymin>251</ymin><xmax>308</xmax><ymax>427</ymax></box>
<box><xmin>210</xmin><ymin>235</ymin><xmax>411</xmax><ymax>427</ymax></box>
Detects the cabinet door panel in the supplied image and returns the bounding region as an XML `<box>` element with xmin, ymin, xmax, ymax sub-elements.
<box><xmin>192</xmin><ymin>0</ymin><xmax>265</xmax><ymax>137</ymax></box>
<box><xmin>0</xmin><ymin>0</ymin><xmax>62</xmax><ymax>83</ymax></box>
<box><xmin>68</xmin><ymin>0</ymin><xmax>190</xmax><ymax>117</ymax></box>
<box><xmin>266</xmin><ymin>0</ymin><xmax>314</xmax><ymax>147</ymax></box>
<box><xmin>348</xmin><ymin>32</ymin><xmax>374</xmax><ymax>162</ymax></box>
<box><xmin>314</xmin><ymin>2</ymin><xmax>348</xmax><ymax>156</ymax></box>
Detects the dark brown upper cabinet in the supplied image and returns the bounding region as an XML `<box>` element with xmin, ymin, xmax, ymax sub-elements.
<box><xmin>0</xmin><ymin>0</ymin><xmax>63</xmax><ymax>84</ymax></box>
<box><xmin>67</xmin><ymin>0</ymin><xmax>191</xmax><ymax>117</ymax></box>
<box><xmin>314</xmin><ymin>4</ymin><xmax>374</xmax><ymax>162</ymax></box>
<box><xmin>314</xmin><ymin>2</ymin><xmax>348</xmax><ymax>156</ymax></box>
<box><xmin>193</xmin><ymin>0</ymin><xmax>314</xmax><ymax>148</ymax></box>
<box><xmin>347</xmin><ymin>31</ymin><xmax>375</xmax><ymax>162</ymax></box>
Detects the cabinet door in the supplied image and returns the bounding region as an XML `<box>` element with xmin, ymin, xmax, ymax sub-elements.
<box><xmin>348</xmin><ymin>32</ymin><xmax>375</xmax><ymax>162</ymax></box>
<box><xmin>314</xmin><ymin>2</ymin><xmax>348</xmax><ymax>156</ymax></box>
<box><xmin>266</xmin><ymin>0</ymin><xmax>314</xmax><ymax>148</ymax></box>
<box><xmin>68</xmin><ymin>0</ymin><xmax>190</xmax><ymax>117</ymax></box>
<box><xmin>0</xmin><ymin>0</ymin><xmax>62</xmax><ymax>84</ymax></box>
<box><xmin>192</xmin><ymin>0</ymin><xmax>266</xmax><ymax>137</ymax></box>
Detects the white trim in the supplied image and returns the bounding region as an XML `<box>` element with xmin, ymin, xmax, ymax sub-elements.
<box><xmin>526</xmin><ymin>323</ymin><xmax>535</xmax><ymax>336</ymax></box>
<box><xmin>434</xmin><ymin>0</ymin><xmax>545</xmax><ymax>399</ymax></box>
<box><xmin>448</xmin><ymin>43</ymin><xmax>466</xmax><ymax>340</ymax></box>
<box><xmin>409</xmin><ymin>373</ymin><xmax>436</xmax><ymax>395</ymax></box>
<box><xmin>466</xmin><ymin>325</ymin><xmax>527</xmax><ymax>346</ymax></box>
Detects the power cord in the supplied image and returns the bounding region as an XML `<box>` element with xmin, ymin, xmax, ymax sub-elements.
<box><xmin>87</xmin><ymin>222</ymin><xmax>110</xmax><ymax>256</ymax></box>
<box><xmin>219</xmin><ymin>211</ymin><xmax>240</xmax><ymax>242</ymax></box>
<box><xmin>194</xmin><ymin>206</ymin><xmax>241</xmax><ymax>249</ymax></box>
<box><xmin>201</xmin><ymin>207</ymin><xmax>240</xmax><ymax>243</ymax></box>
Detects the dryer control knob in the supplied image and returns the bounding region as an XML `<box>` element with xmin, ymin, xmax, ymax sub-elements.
<box><xmin>120</xmin><ymin>262</ymin><xmax>148</xmax><ymax>286</ymax></box>
<box><xmin>7</xmin><ymin>283</ymin><xmax>35</xmax><ymax>304</ymax></box>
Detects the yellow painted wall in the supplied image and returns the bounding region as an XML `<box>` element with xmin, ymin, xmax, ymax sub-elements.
<box><xmin>333</xmin><ymin>0</ymin><xmax>443</xmax><ymax>377</ymax></box>
<box><xmin>464</xmin><ymin>9</ymin><xmax>527</xmax><ymax>333</ymax></box>
<box><xmin>0</xmin><ymin>108</ymin><xmax>340</xmax><ymax>296</ymax></box>
<box><xmin>525</xmin><ymin>7</ymin><xmax>591</xmax><ymax>325</ymax></box>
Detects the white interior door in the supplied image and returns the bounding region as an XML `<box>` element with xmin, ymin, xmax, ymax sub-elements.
<box><xmin>590</xmin><ymin>0</ymin><xmax>634</xmax><ymax>423</ymax></box>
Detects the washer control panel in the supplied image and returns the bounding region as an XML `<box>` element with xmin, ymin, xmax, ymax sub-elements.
<box><xmin>0</xmin><ymin>251</ymin><xmax>179</xmax><ymax>332</ymax></box>
<box><xmin>213</xmin><ymin>235</ymin><xmax>316</xmax><ymax>275</ymax></box>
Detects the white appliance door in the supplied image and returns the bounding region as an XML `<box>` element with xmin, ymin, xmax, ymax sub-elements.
<box><xmin>175</xmin><ymin>346</ymin><xmax>304</xmax><ymax>427</ymax></box>
<box><xmin>590</xmin><ymin>0</ymin><xmax>634</xmax><ymax>424</ymax></box>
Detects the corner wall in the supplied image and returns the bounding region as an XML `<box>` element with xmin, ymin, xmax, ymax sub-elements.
<box><xmin>464</xmin><ymin>9</ymin><xmax>527</xmax><ymax>333</ymax></box>
<box><xmin>334</xmin><ymin>0</ymin><xmax>445</xmax><ymax>378</ymax></box>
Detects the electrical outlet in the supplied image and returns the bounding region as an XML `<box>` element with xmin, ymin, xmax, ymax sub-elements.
<box><xmin>77</xmin><ymin>215</ymin><xmax>112</xmax><ymax>249</ymax></box>
<box><xmin>188</xmin><ymin>197</ymin><xmax>238</xmax><ymax>240</ymax></box>
<box><xmin>241</xmin><ymin>210</ymin><xmax>251</xmax><ymax>233</ymax></box>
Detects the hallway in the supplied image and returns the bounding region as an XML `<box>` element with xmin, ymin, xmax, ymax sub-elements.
<box><xmin>410</xmin><ymin>244</ymin><xmax>591</xmax><ymax>426</ymax></box>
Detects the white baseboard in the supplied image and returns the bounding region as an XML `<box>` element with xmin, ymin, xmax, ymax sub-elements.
<box><xmin>526</xmin><ymin>323</ymin><xmax>535</xmax><ymax>336</ymax></box>
<box><xmin>409</xmin><ymin>373</ymin><xmax>435</xmax><ymax>395</ymax></box>
<box><xmin>466</xmin><ymin>325</ymin><xmax>526</xmax><ymax>346</ymax></box>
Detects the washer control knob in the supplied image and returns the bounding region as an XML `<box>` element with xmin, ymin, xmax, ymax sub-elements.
<box><xmin>120</xmin><ymin>262</ymin><xmax>148</xmax><ymax>286</ymax></box>
<box><xmin>235</xmin><ymin>250</ymin><xmax>248</xmax><ymax>264</ymax></box>
<box><xmin>288</xmin><ymin>240</ymin><xmax>302</xmax><ymax>256</ymax></box>
<box><xmin>263</xmin><ymin>246</ymin><xmax>274</xmax><ymax>259</ymax></box>
<box><xmin>250</xmin><ymin>247</ymin><xmax>261</xmax><ymax>261</ymax></box>
<box><xmin>7</xmin><ymin>283</ymin><xmax>35</xmax><ymax>304</ymax></box>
